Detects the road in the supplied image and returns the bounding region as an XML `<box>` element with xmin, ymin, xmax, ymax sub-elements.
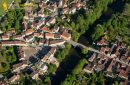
<box><xmin>67</xmin><ymin>40</ymin><xmax>130</xmax><ymax>66</ymax></box>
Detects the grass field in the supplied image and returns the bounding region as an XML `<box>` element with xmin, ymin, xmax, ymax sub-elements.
<box><xmin>0</xmin><ymin>46</ymin><xmax>17</xmax><ymax>73</ymax></box>
<box><xmin>0</xmin><ymin>0</ymin><xmax>13</xmax><ymax>16</ymax></box>
<box><xmin>0</xmin><ymin>58</ymin><xmax>10</xmax><ymax>73</ymax></box>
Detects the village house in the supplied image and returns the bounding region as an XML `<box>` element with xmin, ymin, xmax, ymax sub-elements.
<box><xmin>54</xmin><ymin>34</ymin><xmax>61</xmax><ymax>39</ymax></box>
<box><xmin>97</xmin><ymin>36</ymin><xmax>108</xmax><ymax>46</ymax></box>
<box><xmin>40</xmin><ymin>26</ymin><xmax>53</xmax><ymax>33</ymax></box>
<box><xmin>47</xmin><ymin>5</ymin><xmax>57</xmax><ymax>13</ymax></box>
<box><xmin>25</xmin><ymin>28</ymin><xmax>34</xmax><ymax>36</ymax></box>
<box><xmin>1</xmin><ymin>41</ymin><xmax>27</xmax><ymax>47</ymax></box>
<box><xmin>60</xmin><ymin>31</ymin><xmax>71</xmax><ymax>40</ymax></box>
<box><xmin>38</xmin><ymin>62</ymin><xmax>48</xmax><ymax>73</ymax></box>
<box><xmin>38</xmin><ymin>39</ymin><xmax>47</xmax><ymax>46</ymax></box>
<box><xmin>88</xmin><ymin>53</ymin><xmax>97</xmax><ymax>62</ymax></box>
<box><xmin>22</xmin><ymin>19</ymin><xmax>28</xmax><ymax>30</ymax></box>
<box><xmin>53</xmin><ymin>26</ymin><xmax>60</xmax><ymax>33</ymax></box>
<box><xmin>19</xmin><ymin>47</ymin><xmax>25</xmax><ymax>61</ymax></box>
<box><xmin>117</xmin><ymin>66</ymin><xmax>130</xmax><ymax>80</ymax></box>
<box><xmin>31</xmin><ymin>70</ymin><xmax>40</xmax><ymax>80</ymax></box>
<box><xmin>69</xmin><ymin>6</ymin><xmax>77</xmax><ymax>14</ymax></box>
<box><xmin>12</xmin><ymin>60</ymin><xmax>28</xmax><ymax>73</ymax></box>
<box><xmin>38</xmin><ymin>3</ymin><xmax>46</xmax><ymax>17</ymax></box>
<box><xmin>62</xmin><ymin>7</ymin><xmax>69</xmax><ymax>14</ymax></box>
<box><xmin>49</xmin><ymin>47</ymin><xmax>57</xmax><ymax>54</ymax></box>
<box><xmin>13</xmin><ymin>34</ymin><xmax>23</xmax><ymax>40</ymax></box>
<box><xmin>24</xmin><ymin>34</ymin><xmax>34</xmax><ymax>42</ymax></box>
<box><xmin>43</xmin><ymin>0</ymin><xmax>49</xmax><ymax>3</ymax></box>
<box><xmin>94</xmin><ymin>63</ymin><xmax>104</xmax><ymax>72</ymax></box>
<box><xmin>0</xmin><ymin>30</ymin><xmax>3</xmax><ymax>34</ymax></box>
<box><xmin>59</xmin><ymin>0</ymin><xmax>67</xmax><ymax>8</ymax></box>
<box><xmin>1</xmin><ymin>35</ymin><xmax>10</xmax><ymax>40</ymax></box>
<box><xmin>118</xmin><ymin>68</ymin><xmax>128</xmax><ymax>79</ymax></box>
<box><xmin>41</xmin><ymin>47</ymin><xmax>59</xmax><ymax>67</ymax></box>
<box><xmin>45</xmin><ymin>33</ymin><xmax>55</xmax><ymax>39</ymax></box>
<box><xmin>106</xmin><ymin>60</ymin><xmax>116</xmax><ymax>77</ymax></box>
<box><xmin>0</xmin><ymin>80</ymin><xmax>6</xmax><ymax>85</ymax></box>
<box><xmin>36</xmin><ymin>19</ymin><xmax>46</xmax><ymax>29</ymax></box>
<box><xmin>34</xmin><ymin>33</ymin><xmax>44</xmax><ymax>38</ymax></box>
<box><xmin>9</xmin><ymin>74</ymin><xmax>20</xmax><ymax>84</ymax></box>
<box><xmin>83</xmin><ymin>64</ymin><xmax>94</xmax><ymax>73</ymax></box>
<box><xmin>49</xmin><ymin>39</ymin><xmax>65</xmax><ymax>47</ymax></box>
<box><xmin>46</xmin><ymin>17</ymin><xmax>56</xmax><ymax>26</ymax></box>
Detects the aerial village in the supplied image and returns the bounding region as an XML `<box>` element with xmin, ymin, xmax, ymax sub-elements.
<box><xmin>83</xmin><ymin>36</ymin><xmax>130</xmax><ymax>84</ymax></box>
<box><xmin>0</xmin><ymin>0</ymin><xmax>87</xmax><ymax>84</ymax></box>
<box><xmin>0</xmin><ymin>0</ymin><xmax>130</xmax><ymax>85</ymax></box>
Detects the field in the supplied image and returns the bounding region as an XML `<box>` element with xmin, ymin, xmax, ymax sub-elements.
<box><xmin>0</xmin><ymin>0</ymin><xmax>13</xmax><ymax>16</ymax></box>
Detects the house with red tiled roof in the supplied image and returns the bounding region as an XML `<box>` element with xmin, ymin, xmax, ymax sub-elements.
<box><xmin>1</xmin><ymin>41</ymin><xmax>27</xmax><ymax>47</ymax></box>
<box><xmin>0</xmin><ymin>80</ymin><xmax>6</xmax><ymax>85</ymax></box>
<box><xmin>12</xmin><ymin>60</ymin><xmax>28</xmax><ymax>73</ymax></box>
<box><xmin>119</xmin><ymin>69</ymin><xmax>128</xmax><ymax>79</ymax></box>
<box><xmin>88</xmin><ymin>53</ymin><xmax>96</xmax><ymax>62</ymax></box>
<box><xmin>97</xmin><ymin>36</ymin><xmax>108</xmax><ymax>46</ymax></box>
<box><xmin>45</xmin><ymin>33</ymin><xmax>54</xmax><ymax>39</ymax></box>
<box><xmin>9</xmin><ymin>74</ymin><xmax>20</xmax><ymax>84</ymax></box>
<box><xmin>25</xmin><ymin>28</ymin><xmax>34</xmax><ymax>36</ymax></box>
<box><xmin>46</xmin><ymin>17</ymin><xmax>56</xmax><ymax>26</ymax></box>
<box><xmin>62</xmin><ymin>7</ymin><xmax>69</xmax><ymax>14</ymax></box>
<box><xmin>39</xmin><ymin>39</ymin><xmax>46</xmax><ymax>46</ymax></box>
<box><xmin>34</xmin><ymin>33</ymin><xmax>44</xmax><ymax>38</ymax></box>
<box><xmin>13</xmin><ymin>34</ymin><xmax>23</xmax><ymax>40</ymax></box>
<box><xmin>24</xmin><ymin>34</ymin><xmax>34</xmax><ymax>42</ymax></box>
<box><xmin>49</xmin><ymin>39</ymin><xmax>65</xmax><ymax>47</ymax></box>
<box><xmin>41</xmin><ymin>47</ymin><xmax>59</xmax><ymax>67</ymax></box>
<box><xmin>41</xmin><ymin>26</ymin><xmax>52</xmax><ymax>33</ymax></box>
<box><xmin>60</xmin><ymin>31</ymin><xmax>71</xmax><ymax>40</ymax></box>
<box><xmin>1</xmin><ymin>35</ymin><xmax>10</xmax><ymax>40</ymax></box>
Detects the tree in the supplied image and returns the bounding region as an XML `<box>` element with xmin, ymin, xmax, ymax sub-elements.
<box><xmin>15</xmin><ymin>20</ymin><xmax>21</xmax><ymax>34</ymax></box>
<box><xmin>47</xmin><ymin>64</ymin><xmax>57</xmax><ymax>74</ymax></box>
<box><xmin>92</xmin><ymin>24</ymin><xmax>104</xmax><ymax>41</ymax></box>
<box><xmin>82</xmin><ymin>48</ymin><xmax>88</xmax><ymax>54</ymax></box>
<box><xmin>72</xmin><ymin>59</ymin><xmax>86</xmax><ymax>74</ymax></box>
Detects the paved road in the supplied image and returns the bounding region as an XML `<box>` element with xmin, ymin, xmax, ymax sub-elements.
<box><xmin>67</xmin><ymin>40</ymin><xmax>130</xmax><ymax>66</ymax></box>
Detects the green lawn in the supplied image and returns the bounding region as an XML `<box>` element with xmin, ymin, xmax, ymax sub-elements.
<box><xmin>0</xmin><ymin>58</ymin><xmax>10</xmax><ymax>73</ymax></box>
<box><xmin>0</xmin><ymin>0</ymin><xmax>13</xmax><ymax>16</ymax></box>
<box><xmin>0</xmin><ymin>46</ymin><xmax>17</xmax><ymax>73</ymax></box>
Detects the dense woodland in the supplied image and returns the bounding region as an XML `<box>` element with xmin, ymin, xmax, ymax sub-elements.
<box><xmin>0</xmin><ymin>9</ymin><xmax>24</xmax><ymax>34</ymax></box>
<box><xmin>92</xmin><ymin>1</ymin><xmax>130</xmax><ymax>45</ymax></box>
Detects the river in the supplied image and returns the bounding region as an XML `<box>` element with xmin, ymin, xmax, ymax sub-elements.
<box><xmin>51</xmin><ymin>0</ymin><xmax>126</xmax><ymax>85</ymax></box>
